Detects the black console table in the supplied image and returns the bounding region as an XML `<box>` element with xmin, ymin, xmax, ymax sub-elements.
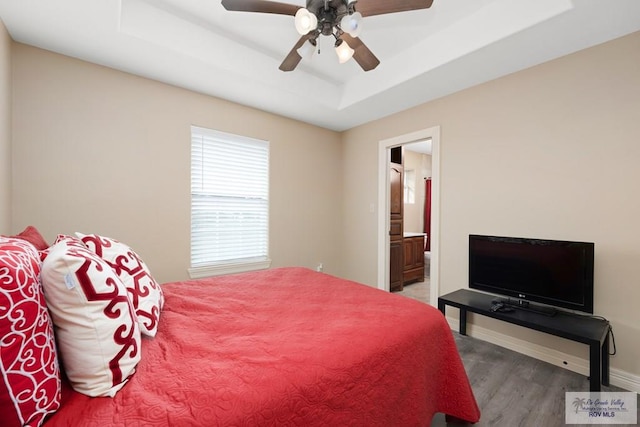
<box><xmin>438</xmin><ymin>289</ymin><xmax>610</xmax><ymax>392</ymax></box>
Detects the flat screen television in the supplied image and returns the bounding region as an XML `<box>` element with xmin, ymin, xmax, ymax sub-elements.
<box><xmin>469</xmin><ymin>234</ymin><xmax>594</xmax><ymax>314</ymax></box>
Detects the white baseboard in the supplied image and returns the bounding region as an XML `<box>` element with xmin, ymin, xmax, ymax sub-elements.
<box><xmin>446</xmin><ymin>316</ymin><xmax>640</xmax><ymax>394</ymax></box>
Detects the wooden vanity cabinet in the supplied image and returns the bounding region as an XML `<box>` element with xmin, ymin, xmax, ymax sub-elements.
<box><xmin>403</xmin><ymin>235</ymin><xmax>425</xmax><ymax>285</ymax></box>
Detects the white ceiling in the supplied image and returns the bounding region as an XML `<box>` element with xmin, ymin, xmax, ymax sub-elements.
<box><xmin>405</xmin><ymin>139</ymin><xmax>432</xmax><ymax>155</ymax></box>
<box><xmin>1</xmin><ymin>0</ymin><xmax>639</xmax><ymax>131</ymax></box>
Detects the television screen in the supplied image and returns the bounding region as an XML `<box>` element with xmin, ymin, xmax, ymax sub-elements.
<box><xmin>469</xmin><ymin>235</ymin><xmax>594</xmax><ymax>313</ymax></box>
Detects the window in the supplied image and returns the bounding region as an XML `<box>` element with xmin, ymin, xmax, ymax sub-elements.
<box><xmin>404</xmin><ymin>169</ymin><xmax>415</xmax><ymax>204</ymax></box>
<box><xmin>190</xmin><ymin>126</ymin><xmax>270</xmax><ymax>278</ymax></box>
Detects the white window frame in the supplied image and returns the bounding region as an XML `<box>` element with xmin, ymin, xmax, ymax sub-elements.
<box><xmin>189</xmin><ymin>126</ymin><xmax>271</xmax><ymax>278</ymax></box>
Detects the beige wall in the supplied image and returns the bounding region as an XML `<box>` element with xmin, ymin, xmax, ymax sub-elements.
<box><xmin>0</xmin><ymin>19</ymin><xmax>10</xmax><ymax>234</ymax></box>
<box><xmin>11</xmin><ymin>43</ymin><xmax>343</xmax><ymax>283</ymax></box>
<box><xmin>342</xmin><ymin>32</ymin><xmax>640</xmax><ymax>380</ymax></box>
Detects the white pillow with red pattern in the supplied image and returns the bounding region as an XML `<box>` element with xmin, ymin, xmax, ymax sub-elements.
<box><xmin>40</xmin><ymin>235</ymin><xmax>141</xmax><ymax>397</ymax></box>
<box><xmin>76</xmin><ymin>232</ymin><xmax>164</xmax><ymax>337</ymax></box>
<box><xmin>0</xmin><ymin>237</ymin><xmax>61</xmax><ymax>427</ymax></box>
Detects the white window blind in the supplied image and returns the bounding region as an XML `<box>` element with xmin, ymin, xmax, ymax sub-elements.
<box><xmin>190</xmin><ymin>126</ymin><xmax>270</xmax><ymax>277</ymax></box>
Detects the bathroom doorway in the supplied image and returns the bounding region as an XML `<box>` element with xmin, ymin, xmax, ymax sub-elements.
<box><xmin>376</xmin><ymin>126</ymin><xmax>440</xmax><ymax>307</ymax></box>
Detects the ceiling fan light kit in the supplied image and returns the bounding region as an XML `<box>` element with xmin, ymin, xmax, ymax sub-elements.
<box><xmin>294</xmin><ymin>8</ymin><xmax>318</xmax><ymax>35</ymax></box>
<box><xmin>340</xmin><ymin>11</ymin><xmax>362</xmax><ymax>37</ymax></box>
<box><xmin>221</xmin><ymin>0</ymin><xmax>434</xmax><ymax>72</ymax></box>
<box><xmin>334</xmin><ymin>39</ymin><xmax>355</xmax><ymax>63</ymax></box>
<box><xmin>296</xmin><ymin>39</ymin><xmax>317</xmax><ymax>60</ymax></box>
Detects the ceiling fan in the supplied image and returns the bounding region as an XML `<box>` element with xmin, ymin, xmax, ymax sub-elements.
<box><xmin>221</xmin><ymin>0</ymin><xmax>434</xmax><ymax>72</ymax></box>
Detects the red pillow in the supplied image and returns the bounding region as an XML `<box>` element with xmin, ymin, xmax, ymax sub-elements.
<box><xmin>0</xmin><ymin>237</ymin><xmax>61</xmax><ymax>427</ymax></box>
<box><xmin>7</xmin><ymin>226</ymin><xmax>49</xmax><ymax>251</ymax></box>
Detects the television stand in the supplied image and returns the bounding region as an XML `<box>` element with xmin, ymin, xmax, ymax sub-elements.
<box><xmin>495</xmin><ymin>297</ymin><xmax>558</xmax><ymax>317</ymax></box>
<box><xmin>438</xmin><ymin>289</ymin><xmax>610</xmax><ymax>392</ymax></box>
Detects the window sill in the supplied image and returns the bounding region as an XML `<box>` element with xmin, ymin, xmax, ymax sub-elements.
<box><xmin>188</xmin><ymin>258</ymin><xmax>272</xmax><ymax>279</ymax></box>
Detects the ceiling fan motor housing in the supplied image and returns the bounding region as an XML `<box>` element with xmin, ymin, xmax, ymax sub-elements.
<box><xmin>318</xmin><ymin>8</ymin><xmax>338</xmax><ymax>35</ymax></box>
<box><xmin>307</xmin><ymin>0</ymin><xmax>354</xmax><ymax>35</ymax></box>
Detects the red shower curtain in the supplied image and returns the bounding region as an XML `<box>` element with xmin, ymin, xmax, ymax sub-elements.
<box><xmin>424</xmin><ymin>178</ymin><xmax>432</xmax><ymax>251</ymax></box>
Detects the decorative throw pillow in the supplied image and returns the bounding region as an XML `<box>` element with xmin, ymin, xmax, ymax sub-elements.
<box><xmin>40</xmin><ymin>235</ymin><xmax>141</xmax><ymax>397</ymax></box>
<box><xmin>76</xmin><ymin>233</ymin><xmax>164</xmax><ymax>337</ymax></box>
<box><xmin>4</xmin><ymin>225</ymin><xmax>49</xmax><ymax>251</ymax></box>
<box><xmin>0</xmin><ymin>237</ymin><xmax>61</xmax><ymax>427</ymax></box>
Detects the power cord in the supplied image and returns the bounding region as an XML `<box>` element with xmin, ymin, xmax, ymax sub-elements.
<box><xmin>565</xmin><ymin>311</ymin><xmax>616</xmax><ymax>356</ymax></box>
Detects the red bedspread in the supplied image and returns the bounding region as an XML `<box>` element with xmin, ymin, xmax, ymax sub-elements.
<box><xmin>45</xmin><ymin>267</ymin><xmax>480</xmax><ymax>426</ymax></box>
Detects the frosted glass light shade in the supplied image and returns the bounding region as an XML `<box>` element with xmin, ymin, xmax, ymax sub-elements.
<box><xmin>335</xmin><ymin>40</ymin><xmax>355</xmax><ymax>64</ymax></box>
<box><xmin>294</xmin><ymin>8</ymin><xmax>318</xmax><ymax>35</ymax></box>
<box><xmin>340</xmin><ymin>12</ymin><xmax>362</xmax><ymax>37</ymax></box>
<box><xmin>296</xmin><ymin>40</ymin><xmax>316</xmax><ymax>60</ymax></box>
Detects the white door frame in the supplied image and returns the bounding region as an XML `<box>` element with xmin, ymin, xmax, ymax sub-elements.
<box><xmin>376</xmin><ymin>126</ymin><xmax>441</xmax><ymax>307</ymax></box>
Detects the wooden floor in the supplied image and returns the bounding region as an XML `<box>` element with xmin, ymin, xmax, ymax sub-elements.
<box><xmin>393</xmin><ymin>260</ymin><xmax>638</xmax><ymax>426</ymax></box>
<box><xmin>429</xmin><ymin>332</ymin><xmax>638</xmax><ymax>426</ymax></box>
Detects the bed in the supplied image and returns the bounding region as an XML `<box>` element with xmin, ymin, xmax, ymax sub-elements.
<box><xmin>43</xmin><ymin>266</ymin><xmax>480</xmax><ymax>426</ymax></box>
<box><xmin>2</xmin><ymin>229</ymin><xmax>479</xmax><ymax>426</ymax></box>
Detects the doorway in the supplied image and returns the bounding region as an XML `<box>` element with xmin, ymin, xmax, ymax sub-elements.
<box><xmin>376</xmin><ymin>126</ymin><xmax>440</xmax><ymax>307</ymax></box>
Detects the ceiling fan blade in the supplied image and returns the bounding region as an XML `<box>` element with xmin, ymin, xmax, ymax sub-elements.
<box><xmin>279</xmin><ymin>35</ymin><xmax>313</xmax><ymax>72</ymax></box>
<box><xmin>341</xmin><ymin>34</ymin><xmax>380</xmax><ymax>71</ymax></box>
<box><xmin>221</xmin><ymin>0</ymin><xmax>300</xmax><ymax>15</ymax></box>
<box><xmin>355</xmin><ymin>0</ymin><xmax>434</xmax><ymax>17</ymax></box>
